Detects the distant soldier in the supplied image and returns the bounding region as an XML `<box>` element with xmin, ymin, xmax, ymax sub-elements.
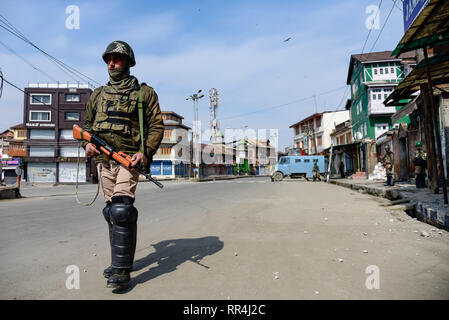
<box><xmin>312</xmin><ymin>162</ymin><xmax>321</xmax><ymax>182</ymax></box>
<box><xmin>339</xmin><ymin>161</ymin><xmax>345</xmax><ymax>178</ymax></box>
<box><xmin>413</xmin><ymin>141</ymin><xmax>427</xmax><ymax>188</ymax></box>
<box><xmin>382</xmin><ymin>144</ymin><xmax>394</xmax><ymax>186</ymax></box>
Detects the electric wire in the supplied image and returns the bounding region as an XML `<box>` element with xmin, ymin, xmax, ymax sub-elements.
<box><xmin>366</xmin><ymin>0</ymin><xmax>398</xmax><ymax>59</ymax></box>
<box><xmin>361</xmin><ymin>0</ymin><xmax>383</xmax><ymax>55</ymax></box>
<box><xmin>0</xmin><ymin>15</ymin><xmax>101</xmax><ymax>87</ymax></box>
<box><xmin>220</xmin><ymin>85</ymin><xmax>347</xmax><ymax>121</ymax></box>
<box><xmin>0</xmin><ymin>40</ymin><xmax>58</xmax><ymax>82</ymax></box>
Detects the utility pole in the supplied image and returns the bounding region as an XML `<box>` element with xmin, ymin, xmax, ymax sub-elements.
<box><xmin>186</xmin><ymin>90</ymin><xmax>204</xmax><ymax>179</ymax></box>
<box><xmin>304</xmin><ymin>122</ymin><xmax>318</xmax><ymax>155</ymax></box>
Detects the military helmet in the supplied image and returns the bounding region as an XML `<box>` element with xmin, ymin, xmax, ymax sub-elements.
<box><xmin>416</xmin><ymin>141</ymin><xmax>423</xmax><ymax>147</ymax></box>
<box><xmin>385</xmin><ymin>144</ymin><xmax>390</xmax><ymax>150</ymax></box>
<box><xmin>102</xmin><ymin>41</ymin><xmax>136</xmax><ymax>67</ymax></box>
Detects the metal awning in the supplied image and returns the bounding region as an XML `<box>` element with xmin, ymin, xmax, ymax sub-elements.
<box><xmin>384</xmin><ymin>53</ymin><xmax>449</xmax><ymax>106</ymax></box>
<box><xmin>392</xmin><ymin>0</ymin><xmax>449</xmax><ymax>57</ymax></box>
<box><xmin>391</xmin><ymin>96</ymin><xmax>419</xmax><ymax>123</ymax></box>
<box><xmin>323</xmin><ymin>142</ymin><xmax>361</xmax><ymax>153</ymax></box>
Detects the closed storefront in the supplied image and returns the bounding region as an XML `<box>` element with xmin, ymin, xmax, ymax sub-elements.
<box><xmin>162</xmin><ymin>161</ymin><xmax>173</xmax><ymax>176</ymax></box>
<box><xmin>150</xmin><ymin>161</ymin><xmax>162</xmax><ymax>175</ymax></box>
<box><xmin>27</xmin><ymin>162</ymin><xmax>56</xmax><ymax>183</ymax></box>
<box><xmin>58</xmin><ymin>162</ymin><xmax>85</xmax><ymax>183</ymax></box>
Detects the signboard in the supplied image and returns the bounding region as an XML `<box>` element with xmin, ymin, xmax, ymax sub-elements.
<box><xmin>403</xmin><ymin>0</ymin><xmax>430</xmax><ymax>32</ymax></box>
<box><xmin>1</xmin><ymin>159</ymin><xmax>20</xmax><ymax>166</ymax></box>
<box><xmin>25</xmin><ymin>122</ymin><xmax>55</xmax><ymax>127</ymax></box>
<box><xmin>150</xmin><ymin>161</ymin><xmax>162</xmax><ymax>175</ymax></box>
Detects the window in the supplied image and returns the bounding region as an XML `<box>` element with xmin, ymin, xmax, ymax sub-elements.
<box><xmin>160</xmin><ymin>147</ymin><xmax>172</xmax><ymax>155</ymax></box>
<box><xmin>373</xmin><ymin>94</ymin><xmax>377</xmax><ymax>100</ymax></box>
<box><xmin>60</xmin><ymin>147</ymin><xmax>85</xmax><ymax>157</ymax></box>
<box><xmin>60</xmin><ymin>129</ymin><xmax>74</xmax><ymax>140</ymax></box>
<box><xmin>29</xmin><ymin>147</ymin><xmax>55</xmax><ymax>157</ymax></box>
<box><xmin>380</xmin><ymin>68</ymin><xmax>384</xmax><ymax>74</ymax></box>
<box><xmin>280</xmin><ymin>158</ymin><xmax>290</xmax><ymax>164</ymax></box>
<box><xmin>65</xmin><ymin>94</ymin><xmax>80</xmax><ymax>102</ymax></box>
<box><xmin>30</xmin><ymin>94</ymin><xmax>51</xmax><ymax>105</ymax></box>
<box><xmin>164</xmin><ymin>129</ymin><xmax>172</xmax><ymax>138</ymax></box>
<box><xmin>378</xmin><ymin>94</ymin><xmax>381</xmax><ymax>100</ymax></box>
<box><xmin>374</xmin><ymin>69</ymin><xmax>378</xmax><ymax>75</ymax></box>
<box><xmin>304</xmin><ymin>159</ymin><xmax>310</xmax><ymax>163</ymax></box>
<box><xmin>313</xmin><ymin>159</ymin><xmax>318</xmax><ymax>163</ymax></box>
<box><xmin>295</xmin><ymin>159</ymin><xmax>302</xmax><ymax>163</ymax></box>
<box><xmin>384</xmin><ymin>94</ymin><xmax>388</xmax><ymax>99</ymax></box>
<box><xmin>30</xmin><ymin>129</ymin><xmax>55</xmax><ymax>139</ymax></box>
<box><xmin>65</xmin><ymin>112</ymin><xmax>80</xmax><ymax>121</ymax></box>
<box><xmin>30</xmin><ymin>111</ymin><xmax>51</xmax><ymax>122</ymax></box>
<box><xmin>391</xmin><ymin>67</ymin><xmax>394</xmax><ymax>74</ymax></box>
<box><xmin>17</xmin><ymin>129</ymin><xmax>27</xmax><ymax>138</ymax></box>
<box><xmin>385</xmin><ymin>68</ymin><xmax>389</xmax><ymax>74</ymax></box>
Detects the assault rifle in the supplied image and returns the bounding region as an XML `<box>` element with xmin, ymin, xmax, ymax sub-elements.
<box><xmin>73</xmin><ymin>124</ymin><xmax>163</xmax><ymax>189</ymax></box>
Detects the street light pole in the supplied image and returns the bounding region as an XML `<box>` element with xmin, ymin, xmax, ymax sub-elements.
<box><xmin>186</xmin><ymin>90</ymin><xmax>204</xmax><ymax>179</ymax></box>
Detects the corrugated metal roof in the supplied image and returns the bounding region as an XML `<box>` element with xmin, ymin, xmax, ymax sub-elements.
<box><xmin>392</xmin><ymin>0</ymin><xmax>449</xmax><ymax>57</ymax></box>
<box><xmin>385</xmin><ymin>53</ymin><xmax>449</xmax><ymax>105</ymax></box>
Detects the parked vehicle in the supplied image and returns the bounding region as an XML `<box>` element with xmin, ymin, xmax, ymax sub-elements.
<box><xmin>271</xmin><ymin>155</ymin><xmax>327</xmax><ymax>182</ymax></box>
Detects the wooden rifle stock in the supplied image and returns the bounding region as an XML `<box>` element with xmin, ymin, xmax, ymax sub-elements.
<box><xmin>72</xmin><ymin>125</ymin><xmax>163</xmax><ymax>188</ymax></box>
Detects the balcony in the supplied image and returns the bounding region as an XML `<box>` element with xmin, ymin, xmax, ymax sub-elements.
<box><xmin>368</xmin><ymin>101</ymin><xmax>397</xmax><ymax>115</ymax></box>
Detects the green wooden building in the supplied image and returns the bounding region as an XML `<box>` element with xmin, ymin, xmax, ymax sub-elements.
<box><xmin>346</xmin><ymin>51</ymin><xmax>416</xmax><ymax>140</ymax></box>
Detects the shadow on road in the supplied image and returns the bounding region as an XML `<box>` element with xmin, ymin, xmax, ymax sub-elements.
<box><xmin>113</xmin><ymin>236</ymin><xmax>224</xmax><ymax>294</ymax></box>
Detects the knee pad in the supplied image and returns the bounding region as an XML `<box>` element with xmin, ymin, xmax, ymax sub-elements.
<box><xmin>103</xmin><ymin>201</ymin><xmax>112</xmax><ymax>223</ymax></box>
<box><xmin>110</xmin><ymin>196</ymin><xmax>138</xmax><ymax>226</ymax></box>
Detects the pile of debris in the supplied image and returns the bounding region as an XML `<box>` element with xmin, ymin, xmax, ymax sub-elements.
<box><xmin>369</xmin><ymin>162</ymin><xmax>386</xmax><ymax>181</ymax></box>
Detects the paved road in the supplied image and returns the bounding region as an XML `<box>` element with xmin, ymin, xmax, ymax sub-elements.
<box><xmin>1</xmin><ymin>177</ymin><xmax>448</xmax><ymax>299</ymax></box>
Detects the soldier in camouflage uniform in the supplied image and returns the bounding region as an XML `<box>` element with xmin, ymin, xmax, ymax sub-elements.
<box><xmin>312</xmin><ymin>162</ymin><xmax>321</xmax><ymax>181</ymax></box>
<box><xmin>382</xmin><ymin>144</ymin><xmax>394</xmax><ymax>186</ymax></box>
<box><xmin>414</xmin><ymin>141</ymin><xmax>427</xmax><ymax>188</ymax></box>
<box><xmin>82</xmin><ymin>41</ymin><xmax>164</xmax><ymax>289</ymax></box>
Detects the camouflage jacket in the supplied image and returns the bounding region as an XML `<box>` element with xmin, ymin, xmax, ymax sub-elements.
<box><xmin>383</xmin><ymin>152</ymin><xmax>393</xmax><ymax>173</ymax></box>
<box><xmin>82</xmin><ymin>83</ymin><xmax>164</xmax><ymax>169</ymax></box>
<box><xmin>414</xmin><ymin>150</ymin><xmax>427</xmax><ymax>174</ymax></box>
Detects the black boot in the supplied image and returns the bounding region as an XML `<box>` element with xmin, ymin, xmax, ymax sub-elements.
<box><xmin>107</xmin><ymin>268</ymin><xmax>131</xmax><ymax>288</ymax></box>
<box><xmin>106</xmin><ymin>196</ymin><xmax>138</xmax><ymax>289</ymax></box>
<box><xmin>102</xmin><ymin>201</ymin><xmax>113</xmax><ymax>279</ymax></box>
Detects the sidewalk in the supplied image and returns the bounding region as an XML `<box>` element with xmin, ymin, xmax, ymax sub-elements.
<box><xmin>328</xmin><ymin>178</ymin><xmax>449</xmax><ymax>231</ymax></box>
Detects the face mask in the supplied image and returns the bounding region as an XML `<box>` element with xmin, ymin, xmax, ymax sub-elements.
<box><xmin>108</xmin><ymin>65</ymin><xmax>130</xmax><ymax>82</ymax></box>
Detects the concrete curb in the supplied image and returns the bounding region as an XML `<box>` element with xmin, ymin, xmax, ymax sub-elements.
<box><xmin>0</xmin><ymin>186</ymin><xmax>21</xmax><ymax>200</ymax></box>
<box><xmin>328</xmin><ymin>179</ymin><xmax>449</xmax><ymax>231</ymax></box>
<box><xmin>328</xmin><ymin>180</ymin><xmax>401</xmax><ymax>200</ymax></box>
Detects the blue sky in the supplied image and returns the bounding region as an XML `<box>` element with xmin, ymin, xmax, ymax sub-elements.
<box><xmin>0</xmin><ymin>0</ymin><xmax>406</xmax><ymax>149</ymax></box>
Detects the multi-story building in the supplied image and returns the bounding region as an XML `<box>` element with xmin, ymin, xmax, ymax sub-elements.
<box><xmin>289</xmin><ymin>110</ymin><xmax>350</xmax><ymax>155</ymax></box>
<box><xmin>1</xmin><ymin>125</ymin><xmax>26</xmax><ymax>184</ymax></box>
<box><xmin>21</xmin><ymin>83</ymin><xmax>93</xmax><ymax>184</ymax></box>
<box><xmin>346</xmin><ymin>51</ymin><xmax>416</xmax><ymax>140</ymax></box>
<box><xmin>150</xmin><ymin>111</ymin><xmax>191</xmax><ymax>179</ymax></box>
<box><xmin>330</xmin><ymin>120</ymin><xmax>352</xmax><ymax>147</ymax></box>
